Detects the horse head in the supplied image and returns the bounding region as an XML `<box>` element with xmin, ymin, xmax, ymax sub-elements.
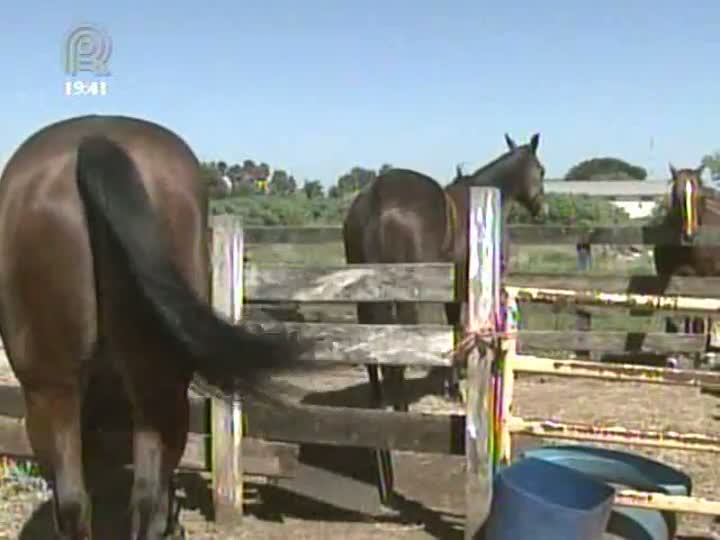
<box><xmin>668</xmin><ymin>162</ymin><xmax>705</xmax><ymax>243</ymax></box>
<box><xmin>503</xmin><ymin>132</ymin><xmax>547</xmax><ymax>217</ymax></box>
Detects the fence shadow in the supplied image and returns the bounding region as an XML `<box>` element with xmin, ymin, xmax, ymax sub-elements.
<box><xmin>245</xmin><ymin>374</ymin><xmax>466</xmax><ymax>537</ymax></box>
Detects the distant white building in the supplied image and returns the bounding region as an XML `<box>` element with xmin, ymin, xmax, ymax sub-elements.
<box><xmin>545</xmin><ymin>180</ymin><xmax>668</xmax><ymax>219</ymax></box>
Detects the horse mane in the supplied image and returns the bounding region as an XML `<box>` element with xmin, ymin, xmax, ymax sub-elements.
<box><xmin>450</xmin><ymin>146</ymin><xmax>527</xmax><ymax>188</ymax></box>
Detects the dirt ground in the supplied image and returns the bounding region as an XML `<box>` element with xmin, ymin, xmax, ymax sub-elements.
<box><xmin>0</xmin><ymin>358</ymin><xmax>718</xmax><ymax>539</ymax></box>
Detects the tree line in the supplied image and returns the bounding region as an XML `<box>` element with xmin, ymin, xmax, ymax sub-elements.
<box><xmin>202</xmin><ymin>160</ymin><xmax>391</xmax><ymax>200</ymax></box>
<box><xmin>203</xmin><ymin>153</ymin><xmax>715</xmax><ymax>227</ymax></box>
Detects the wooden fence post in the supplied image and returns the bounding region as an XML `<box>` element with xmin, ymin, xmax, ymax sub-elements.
<box><xmin>465</xmin><ymin>187</ymin><xmax>502</xmax><ymax>539</ymax></box>
<box><xmin>575</xmin><ymin>242</ymin><xmax>592</xmax><ymax>359</ymax></box>
<box><xmin>209</xmin><ymin>215</ymin><xmax>245</xmax><ymax>528</ymax></box>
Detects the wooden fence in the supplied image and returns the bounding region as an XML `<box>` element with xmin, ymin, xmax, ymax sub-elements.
<box><xmin>2</xmin><ymin>192</ymin><xmax>720</xmax><ymax>533</ymax></box>
<box><xmin>500</xmin><ymin>225</ymin><xmax>720</xmax><ymax>516</ymax></box>
<box><xmin>233</xmin><ymin>204</ymin><xmax>720</xmax><ymax>519</ymax></box>
<box><xmin>0</xmin><ymin>199</ymin><xmax>503</xmax><ymax>539</ymax></box>
<box><xmin>232</xmin><ymin>198</ymin><xmax>720</xmax><ymax>523</ymax></box>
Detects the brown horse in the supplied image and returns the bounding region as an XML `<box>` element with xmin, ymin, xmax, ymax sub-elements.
<box><xmin>342</xmin><ymin>133</ymin><xmax>545</xmax><ymax>503</ymax></box>
<box><xmin>653</xmin><ymin>163</ymin><xmax>720</xmax><ymax>365</ymax></box>
<box><xmin>0</xmin><ymin>114</ymin><xmax>309</xmax><ymax>539</ymax></box>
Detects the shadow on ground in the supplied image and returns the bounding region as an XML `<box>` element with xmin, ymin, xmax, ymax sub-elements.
<box><xmin>17</xmin><ymin>371</ymin><xmax>465</xmax><ymax>538</ymax></box>
<box><xmin>242</xmin><ymin>371</ymin><xmax>465</xmax><ymax>539</ymax></box>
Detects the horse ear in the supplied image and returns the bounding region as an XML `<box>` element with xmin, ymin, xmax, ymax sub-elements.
<box><xmin>669</xmin><ymin>162</ymin><xmax>678</xmax><ymax>179</ymax></box>
<box><xmin>529</xmin><ymin>133</ymin><xmax>540</xmax><ymax>153</ymax></box>
<box><xmin>505</xmin><ymin>133</ymin><xmax>517</xmax><ymax>151</ymax></box>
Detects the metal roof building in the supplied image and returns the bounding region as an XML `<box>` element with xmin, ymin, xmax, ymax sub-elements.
<box><xmin>545</xmin><ymin>180</ymin><xmax>668</xmax><ymax>200</ymax></box>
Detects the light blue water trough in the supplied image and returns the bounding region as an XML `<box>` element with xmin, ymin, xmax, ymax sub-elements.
<box><xmin>483</xmin><ymin>445</ymin><xmax>691</xmax><ymax>540</ymax></box>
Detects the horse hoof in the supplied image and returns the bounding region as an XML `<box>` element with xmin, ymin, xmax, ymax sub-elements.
<box><xmin>166</xmin><ymin>525</ymin><xmax>186</xmax><ymax>539</ymax></box>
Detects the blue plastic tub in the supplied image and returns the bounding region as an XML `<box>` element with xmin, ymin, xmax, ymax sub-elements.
<box><xmin>484</xmin><ymin>457</ymin><xmax>615</xmax><ymax>540</ymax></box>
<box><xmin>522</xmin><ymin>445</ymin><xmax>691</xmax><ymax>540</ymax></box>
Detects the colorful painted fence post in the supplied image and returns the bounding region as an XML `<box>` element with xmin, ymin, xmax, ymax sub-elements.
<box><xmin>465</xmin><ymin>186</ymin><xmax>503</xmax><ymax>539</ymax></box>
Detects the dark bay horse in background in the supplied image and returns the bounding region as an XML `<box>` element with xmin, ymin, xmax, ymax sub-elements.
<box><xmin>342</xmin><ymin>133</ymin><xmax>546</xmax><ymax>503</ymax></box>
<box><xmin>0</xmin><ymin>115</ymin><xmax>309</xmax><ymax>539</ymax></box>
<box><xmin>653</xmin><ymin>163</ymin><xmax>720</xmax><ymax>366</ymax></box>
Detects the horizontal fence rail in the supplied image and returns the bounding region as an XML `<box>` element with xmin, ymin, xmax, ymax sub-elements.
<box><xmin>517</xmin><ymin>330</ymin><xmax>705</xmax><ymax>354</ymax></box>
<box><xmin>614</xmin><ymin>490</ymin><xmax>720</xmax><ymax>516</ymax></box>
<box><xmin>507</xmin><ymin>272</ymin><xmax>720</xmax><ymax>299</ymax></box>
<box><xmin>514</xmin><ymin>355</ymin><xmax>720</xmax><ymax>388</ymax></box>
<box><xmin>506</xmin><ymin>285</ymin><xmax>720</xmax><ymax>315</ymax></box>
<box><xmin>507</xmin><ymin>225</ymin><xmax>720</xmax><ymax>245</ymax></box>
<box><xmin>508</xmin><ymin>416</ymin><xmax>720</xmax><ymax>453</ymax></box>
<box><xmin>241</xmin><ymin>224</ymin><xmax>720</xmax><ymax>247</ymax></box>
<box><xmin>247</xmin><ymin>321</ymin><xmax>455</xmax><ymax>366</ymax></box>
<box><xmin>244</xmin><ymin>263</ymin><xmax>455</xmax><ymax>302</ymax></box>
<box><xmin>246</xmin><ymin>322</ymin><xmax>706</xmax><ymax>358</ymax></box>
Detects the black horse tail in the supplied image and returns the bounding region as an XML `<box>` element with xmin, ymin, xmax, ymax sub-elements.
<box><xmin>75</xmin><ymin>135</ymin><xmax>311</xmax><ymax>398</ymax></box>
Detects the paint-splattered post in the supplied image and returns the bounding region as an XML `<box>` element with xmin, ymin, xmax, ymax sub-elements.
<box><xmin>465</xmin><ymin>187</ymin><xmax>502</xmax><ymax>539</ymax></box>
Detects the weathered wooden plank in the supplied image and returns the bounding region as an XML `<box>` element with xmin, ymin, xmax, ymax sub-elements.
<box><xmin>243</xmin><ymin>399</ymin><xmax>465</xmax><ymax>455</ymax></box>
<box><xmin>0</xmin><ymin>412</ymin><xmax>298</xmax><ymax>478</ymax></box>
<box><xmin>513</xmin><ymin>355</ymin><xmax>720</xmax><ymax>387</ymax></box>
<box><xmin>243</xmin><ymin>322</ymin><xmax>454</xmax><ymax>367</ymax></box>
<box><xmin>209</xmin><ymin>215</ymin><xmax>244</xmax><ymax>527</ymax></box>
<box><xmin>245</xmin><ymin>263</ymin><xmax>455</xmax><ymax>302</ymax></box>
<box><xmin>518</xmin><ymin>331</ymin><xmax>706</xmax><ymax>353</ymax></box>
<box><xmin>0</xmin><ymin>413</ymin><xmax>206</xmax><ymax>470</ymax></box>
<box><xmin>508</xmin><ymin>416</ymin><xmax>720</xmax><ymax>452</ymax></box>
<box><xmin>508</xmin><ymin>272</ymin><xmax>720</xmax><ymax>299</ymax></box>
<box><xmin>465</xmin><ymin>187</ymin><xmax>501</xmax><ymax>538</ymax></box>
<box><xmin>508</xmin><ymin>224</ymin><xmax>720</xmax><ymax>246</ymax></box>
<box><xmin>244</xmin><ymin>226</ymin><xmax>342</xmax><ymax>244</ymax></box>
<box><xmin>614</xmin><ymin>490</ymin><xmax>720</xmax><ymax>516</ymax></box>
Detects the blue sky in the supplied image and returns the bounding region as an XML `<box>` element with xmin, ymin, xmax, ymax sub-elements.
<box><xmin>1</xmin><ymin>0</ymin><xmax>719</xmax><ymax>186</ymax></box>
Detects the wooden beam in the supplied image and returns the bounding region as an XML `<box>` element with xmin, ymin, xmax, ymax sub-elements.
<box><xmin>0</xmin><ymin>413</ymin><xmax>298</xmax><ymax>478</ymax></box>
<box><xmin>243</xmin><ymin>322</ymin><xmax>454</xmax><ymax>367</ymax></box>
<box><xmin>242</xmin><ymin>399</ymin><xmax>465</xmax><ymax>455</ymax></box>
<box><xmin>209</xmin><ymin>215</ymin><xmax>244</xmax><ymax>528</ymax></box>
<box><xmin>507</xmin><ymin>272</ymin><xmax>720</xmax><ymax>299</ymax></box>
<box><xmin>238</xmin><ymin>224</ymin><xmax>720</xmax><ymax>247</ymax></box>
<box><xmin>245</xmin><ymin>263</ymin><xmax>454</xmax><ymax>303</ymax></box>
<box><xmin>465</xmin><ymin>187</ymin><xmax>501</xmax><ymax>538</ymax></box>
<box><xmin>508</xmin><ymin>416</ymin><xmax>720</xmax><ymax>452</ymax></box>
<box><xmin>245</xmin><ymin>226</ymin><xmax>342</xmax><ymax>244</ymax></box>
<box><xmin>513</xmin><ymin>355</ymin><xmax>720</xmax><ymax>388</ymax></box>
<box><xmin>507</xmin><ymin>224</ymin><xmax>720</xmax><ymax>246</ymax></box>
<box><xmin>518</xmin><ymin>331</ymin><xmax>706</xmax><ymax>354</ymax></box>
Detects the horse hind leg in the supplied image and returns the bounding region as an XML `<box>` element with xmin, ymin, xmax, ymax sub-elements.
<box><xmin>23</xmin><ymin>384</ymin><xmax>91</xmax><ymax>539</ymax></box>
<box><xmin>439</xmin><ymin>302</ymin><xmax>463</xmax><ymax>403</ymax></box>
<box><xmin>124</xmin><ymin>359</ymin><xmax>189</xmax><ymax>540</ymax></box>
<box><xmin>130</xmin><ymin>428</ymin><xmax>185</xmax><ymax>540</ymax></box>
<box><xmin>357</xmin><ymin>302</ymin><xmax>397</xmax><ymax>508</ymax></box>
<box><xmin>358</xmin><ymin>302</ymin><xmax>397</xmax><ymax>410</ymax></box>
<box><xmin>389</xmin><ymin>301</ymin><xmax>419</xmax><ymax>413</ymax></box>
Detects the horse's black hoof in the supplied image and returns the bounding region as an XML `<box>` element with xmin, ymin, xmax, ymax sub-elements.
<box><xmin>165</xmin><ymin>524</ymin><xmax>186</xmax><ymax>539</ymax></box>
